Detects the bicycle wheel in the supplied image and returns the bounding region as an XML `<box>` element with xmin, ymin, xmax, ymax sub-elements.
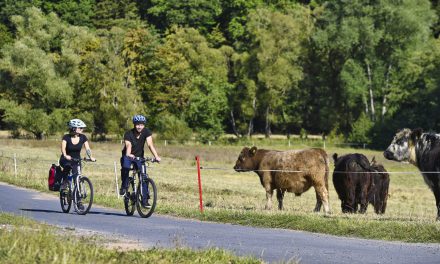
<box><xmin>124</xmin><ymin>178</ymin><xmax>136</xmax><ymax>216</ymax></box>
<box><xmin>60</xmin><ymin>182</ymin><xmax>72</xmax><ymax>213</ymax></box>
<box><xmin>136</xmin><ymin>178</ymin><xmax>157</xmax><ymax>218</ymax></box>
<box><xmin>74</xmin><ymin>176</ymin><xmax>94</xmax><ymax>215</ymax></box>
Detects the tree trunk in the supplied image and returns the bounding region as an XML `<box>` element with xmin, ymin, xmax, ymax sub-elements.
<box><xmin>265</xmin><ymin>106</ymin><xmax>272</xmax><ymax>138</ymax></box>
<box><xmin>230</xmin><ymin>110</ymin><xmax>240</xmax><ymax>138</ymax></box>
<box><xmin>247</xmin><ymin>98</ymin><xmax>256</xmax><ymax>138</ymax></box>
<box><xmin>282</xmin><ymin>109</ymin><xmax>290</xmax><ymax>138</ymax></box>
<box><xmin>366</xmin><ymin>62</ymin><xmax>375</xmax><ymax>121</ymax></box>
<box><xmin>382</xmin><ymin>64</ymin><xmax>392</xmax><ymax>118</ymax></box>
<box><xmin>364</xmin><ymin>95</ymin><xmax>369</xmax><ymax>115</ymax></box>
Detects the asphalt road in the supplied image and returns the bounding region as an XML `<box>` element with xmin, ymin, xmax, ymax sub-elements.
<box><xmin>1</xmin><ymin>182</ymin><xmax>439</xmax><ymax>264</ymax></box>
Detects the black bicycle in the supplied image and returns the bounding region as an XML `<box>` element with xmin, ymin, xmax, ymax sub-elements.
<box><xmin>60</xmin><ymin>158</ymin><xmax>95</xmax><ymax>215</ymax></box>
<box><xmin>124</xmin><ymin>157</ymin><xmax>158</xmax><ymax>218</ymax></box>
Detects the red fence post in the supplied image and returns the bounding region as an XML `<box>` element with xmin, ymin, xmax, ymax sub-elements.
<box><xmin>195</xmin><ymin>156</ymin><xmax>204</xmax><ymax>213</ymax></box>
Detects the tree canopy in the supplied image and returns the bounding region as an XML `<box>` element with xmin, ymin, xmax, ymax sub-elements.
<box><xmin>0</xmin><ymin>0</ymin><xmax>439</xmax><ymax>147</ymax></box>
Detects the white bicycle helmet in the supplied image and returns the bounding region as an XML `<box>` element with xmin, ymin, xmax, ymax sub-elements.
<box><xmin>68</xmin><ymin>119</ymin><xmax>87</xmax><ymax>128</ymax></box>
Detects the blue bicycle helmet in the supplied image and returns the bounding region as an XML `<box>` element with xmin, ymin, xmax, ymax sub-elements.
<box><xmin>132</xmin><ymin>114</ymin><xmax>147</xmax><ymax>124</ymax></box>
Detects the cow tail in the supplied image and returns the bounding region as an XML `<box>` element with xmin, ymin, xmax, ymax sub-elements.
<box><xmin>323</xmin><ymin>151</ymin><xmax>330</xmax><ymax>195</ymax></box>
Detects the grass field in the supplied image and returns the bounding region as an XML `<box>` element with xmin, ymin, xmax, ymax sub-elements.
<box><xmin>0</xmin><ymin>212</ymin><xmax>262</xmax><ymax>263</ymax></box>
<box><xmin>0</xmin><ymin>138</ymin><xmax>439</xmax><ymax>243</ymax></box>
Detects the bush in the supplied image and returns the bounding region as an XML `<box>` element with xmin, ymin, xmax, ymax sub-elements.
<box><xmin>156</xmin><ymin>114</ymin><xmax>192</xmax><ymax>143</ymax></box>
<box><xmin>326</xmin><ymin>126</ymin><xmax>345</xmax><ymax>143</ymax></box>
<box><xmin>348</xmin><ymin>112</ymin><xmax>373</xmax><ymax>144</ymax></box>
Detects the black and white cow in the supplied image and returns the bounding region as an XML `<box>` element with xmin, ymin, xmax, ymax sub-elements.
<box><xmin>383</xmin><ymin>128</ymin><xmax>440</xmax><ymax>220</ymax></box>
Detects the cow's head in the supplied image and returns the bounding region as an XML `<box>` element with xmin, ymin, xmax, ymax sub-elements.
<box><xmin>234</xmin><ymin>146</ymin><xmax>258</xmax><ymax>172</ymax></box>
<box><xmin>383</xmin><ymin>128</ymin><xmax>422</xmax><ymax>163</ymax></box>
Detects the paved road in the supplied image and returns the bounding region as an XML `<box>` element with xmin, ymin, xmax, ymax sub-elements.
<box><xmin>1</xmin><ymin>182</ymin><xmax>439</xmax><ymax>264</ymax></box>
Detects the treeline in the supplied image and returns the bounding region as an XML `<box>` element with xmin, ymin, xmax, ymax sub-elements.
<box><xmin>1</xmin><ymin>0</ymin><xmax>440</xmax><ymax>147</ymax></box>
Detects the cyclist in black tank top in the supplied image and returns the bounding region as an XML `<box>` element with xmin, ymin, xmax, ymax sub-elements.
<box><xmin>60</xmin><ymin>119</ymin><xmax>96</xmax><ymax>187</ymax></box>
<box><xmin>119</xmin><ymin>114</ymin><xmax>161</xmax><ymax>196</ymax></box>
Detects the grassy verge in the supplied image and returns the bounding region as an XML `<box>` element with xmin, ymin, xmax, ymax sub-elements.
<box><xmin>0</xmin><ymin>212</ymin><xmax>262</xmax><ymax>263</ymax></box>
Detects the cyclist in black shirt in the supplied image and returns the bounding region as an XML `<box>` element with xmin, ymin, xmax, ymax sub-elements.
<box><xmin>60</xmin><ymin>119</ymin><xmax>96</xmax><ymax>189</ymax></box>
<box><xmin>120</xmin><ymin>115</ymin><xmax>161</xmax><ymax>201</ymax></box>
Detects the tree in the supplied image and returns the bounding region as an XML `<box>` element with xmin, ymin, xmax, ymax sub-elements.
<box><xmin>0</xmin><ymin>0</ymin><xmax>96</xmax><ymax>28</ymax></box>
<box><xmin>41</xmin><ymin>0</ymin><xmax>96</xmax><ymax>27</ymax></box>
<box><xmin>0</xmin><ymin>0</ymin><xmax>41</xmax><ymax>28</ymax></box>
<box><xmin>93</xmin><ymin>0</ymin><xmax>139</xmax><ymax>29</ymax></box>
<box><xmin>0</xmin><ymin>23</ymin><xmax>13</xmax><ymax>49</ymax></box>
<box><xmin>218</xmin><ymin>0</ymin><xmax>262</xmax><ymax>47</ymax></box>
<box><xmin>309</xmin><ymin>0</ymin><xmax>435</xmax><ymax>136</ymax></box>
<box><xmin>77</xmin><ymin>26</ymin><xmax>144</xmax><ymax>137</ymax></box>
<box><xmin>145</xmin><ymin>0</ymin><xmax>222</xmax><ymax>35</ymax></box>
<box><xmin>239</xmin><ymin>6</ymin><xmax>313</xmax><ymax>137</ymax></box>
<box><xmin>0</xmin><ymin>8</ymin><xmax>74</xmax><ymax>138</ymax></box>
<box><xmin>143</xmin><ymin>27</ymin><xmax>230</xmax><ymax>140</ymax></box>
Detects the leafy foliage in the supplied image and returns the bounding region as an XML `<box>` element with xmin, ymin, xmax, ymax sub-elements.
<box><xmin>0</xmin><ymin>1</ymin><xmax>439</xmax><ymax>145</ymax></box>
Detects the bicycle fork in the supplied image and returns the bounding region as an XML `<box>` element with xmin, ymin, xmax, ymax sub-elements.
<box><xmin>139</xmin><ymin>164</ymin><xmax>150</xmax><ymax>200</ymax></box>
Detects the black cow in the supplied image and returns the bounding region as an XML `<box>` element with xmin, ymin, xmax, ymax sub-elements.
<box><xmin>384</xmin><ymin>128</ymin><xmax>440</xmax><ymax>221</ymax></box>
<box><xmin>368</xmin><ymin>157</ymin><xmax>390</xmax><ymax>214</ymax></box>
<box><xmin>332</xmin><ymin>153</ymin><xmax>372</xmax><ymax>213</ymax></box>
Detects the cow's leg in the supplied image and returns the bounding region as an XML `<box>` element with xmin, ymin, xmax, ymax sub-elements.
<box><xmin>359</xmin><ymin>184</ymin><xmax>369</xmax><ymax>214</ymax></box>
<box><xmin>313</xmin><ymin>183</ymin><xmax>330</xmax><ymax>214</ymax></box>
<box><xmin>276</xmin><ymin>189</ymin><xmax>285</xmax><ymax>210</ymax></box>
<box><xmin>265</xmin><ymin>187</ymin><xmax>273</xmax><ymax>210</ymax></box>
<box><xmin>340</xmin><ymin>201</ymin><xmax>346</xmax><ymax>213</ymax></box>
<box><xmin>346</xmin><ymin>188</ymin><xmax>356</xmax><ymax>213</ymax></box>
<box><xmin>314</xmin><ymin>191</ymin><xmax>322</xmax><ymax>212</ymax></box>
<box><xmin>374</xmin><ymin>199</ymin><xmax>382</xmax><ymax>214</ymax></box>
<box><xmin>380</xmin><ymin>194</ymin><xmax>388</xmax><ymax>214</ymax></box>
<box><xmin>433</xmin><ymin>186</ymin><xmax>440</xmax><ymax>221</ymax></box>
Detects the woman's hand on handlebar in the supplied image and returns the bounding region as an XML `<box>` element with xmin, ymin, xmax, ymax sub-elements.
<box><xmin>153</xmin><ymin>157</ymin><xmax>161</xmax><ymax>163</ymax></box>
<box><xmin>64</xmin><ymin>155</ymin><xmax>72</xmax><ymax>161</ymax></box>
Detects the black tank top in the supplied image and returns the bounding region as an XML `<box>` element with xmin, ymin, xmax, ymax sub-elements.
<box><xmin>62</xmin><ymin>134</ymin><xmax>88</xmax><ymax>159</ymax></box>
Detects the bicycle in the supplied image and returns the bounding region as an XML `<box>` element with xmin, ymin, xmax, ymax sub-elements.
<box><xmin>59</xmin><ymin>158</ymin><xmax>95</xmax><ymax>215</ymax></box>
<box><xmin>123</xmin><ymin>157</ymin><xmax>158</xmax><ymax>218</ymax></box>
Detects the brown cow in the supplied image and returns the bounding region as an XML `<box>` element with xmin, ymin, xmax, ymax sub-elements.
<box><xmin>233</xmin><ymin>147</ymin><xmax>330</xmax><ymax>214</ymax></box>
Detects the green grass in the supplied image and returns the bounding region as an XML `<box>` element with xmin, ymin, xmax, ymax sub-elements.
<box><xmin>0</xmin><ymin>213</ymin><xmax>262</xmax><ymax>264</ymax></box>
<box><xmin>1</xmin><ymin>138</ymin><xmax>440</xmax><ymax>243</ymax></box>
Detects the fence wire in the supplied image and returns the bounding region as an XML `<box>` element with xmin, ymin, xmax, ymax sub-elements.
<box><xmin>0</xmin><ymin>154</ymin><xmax>434</xmax><ymax>175</ymax></box>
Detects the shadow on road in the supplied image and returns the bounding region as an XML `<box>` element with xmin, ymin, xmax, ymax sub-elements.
<box><xmin>87</xmin><ymin>211</ymin><xmax>128</xmax><ymax>217</ymax></box>
<box><xmin>21</xmin><ymin>208</ymin><xmax>63</xmax><ymax>214</ymax></box>
<box><xmin>20</xmin><ymin>208</ymin><xmax>129</xmax><ymax>217</ymax></box>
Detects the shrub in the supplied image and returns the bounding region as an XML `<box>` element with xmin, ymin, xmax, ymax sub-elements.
<box><xmin>156</xmin><ymin>114</ymin><xmax>192</xmax><ymax>143</ymax></box>
<box><xmin>348</xmin><ymin>112</ymin><xmax>373</xmax><ymax>144</ymax></box>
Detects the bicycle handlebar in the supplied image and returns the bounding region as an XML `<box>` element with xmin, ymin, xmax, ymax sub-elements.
<box><xmin>134</xmin><ymin>157</ymin><xmax>159</xmax><ymax>163</ymax></box>
<box><xmin>71</xmin><ymin>158</ymin><xmax>97</xmax><ymax>162</ymax></box>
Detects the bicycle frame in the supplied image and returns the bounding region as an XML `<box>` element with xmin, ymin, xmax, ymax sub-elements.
<box><xmin>129</xmin><ymin>158</ymin><xmax>150</xmax><ymax>198</ymax></box>
<box><xmin>60</xmin><ymin>158</ymin><xmax>94</xmax><ymax>215</ymax></box>
<box><xmin>123</xmin><ymin>156</ymin><xmax>157</xmax><ymax>218</ymax></box>
<box><xmin>68</xmin><ymin>159</ymin><xmax>84</xmax><ymax>198</ymax></box>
